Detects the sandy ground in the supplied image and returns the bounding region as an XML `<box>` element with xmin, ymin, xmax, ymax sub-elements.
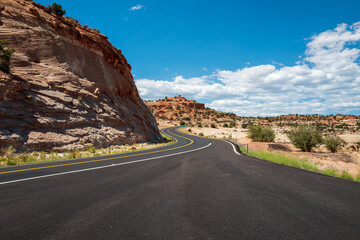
<box><xmin>339</xmin><ymin>134</ymin><xmax>360</xmax><ymax>143</ymax></box>
<box><xmin>181</xmin><ymin>126</ymin><xmax>360</xmax><ymax>177</ymax></box>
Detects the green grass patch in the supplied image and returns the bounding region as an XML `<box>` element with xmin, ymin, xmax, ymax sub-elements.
<box><xmin>241</xmin><ymin>147</ymin><xmax>319</xmax><ymax>172</ymax></box>
<box><xmin>240</xmin><ymin>147</ymin><xmax>359</xmax><ymax>182</ymax></box>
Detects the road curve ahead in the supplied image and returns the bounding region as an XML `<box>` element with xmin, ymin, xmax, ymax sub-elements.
<box><xmin>0</xmin><ymin>127</ymin><xmax>359</xmax><ymax>239</ymax></box>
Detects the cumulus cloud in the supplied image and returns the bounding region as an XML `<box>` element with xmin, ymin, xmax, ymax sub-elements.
<box><xmin>129</xmin><ymin>4</ymin><xmax>144</xmax><ymax>11</ymax></box>
<box><xmin>135</xmin><ymin>22</ymin><xmax>360</xmax><ymax>116</ymax></box>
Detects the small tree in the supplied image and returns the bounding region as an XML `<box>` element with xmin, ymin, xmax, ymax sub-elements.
<box><xmin>248</xmin><ymin>125</ymin><xmax>275</xmax><ymax>142</ymax></box>
<box><xmin>198</xmin><ymin>123</ymin><xmax>202</xmax><ymax>128</ymax></box>
<box><xmin>0</xmin><ymin>40</ymin><xmax>15</xmax><ymax>73</ymax></box>
<box><xmin>51</xmin><ymin>3</ymin><xmax>66</xmax><ymax>16</ymax></box>
<box><xmin>223</xmin><ymin>123</ymin><xmax>229</xmax><ymax>128</ymax></box>
<box><xmin>324</xmin><ymin>135</ymin><xmax>342</xmax><ymax>153</ymax></box>
<box><xmin>180</xmin><ymin>120</ymin><xmax>185</xmax><ymax>126</ymax></box>
<box><xmin>287</xmin><ymin>125</ymin><xmax>322</xmax><ymax>152</ymax></box>
<box><xmin>211</xmin><ymin>123</ymin><xmax>216</xmax><ymax>128</ymax></box>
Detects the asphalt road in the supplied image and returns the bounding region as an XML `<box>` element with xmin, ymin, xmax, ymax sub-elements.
<box><xmin>0</xmin><ymin>127</ymin><xmax>359</xmax><ymax>239</ymax></box>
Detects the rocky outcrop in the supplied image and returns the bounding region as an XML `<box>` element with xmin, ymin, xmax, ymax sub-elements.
<box><xmin>0</xmin><ymin>0</ymin><xmax>161</xmax><ymax>151</ymax></box>
<box><xmin>146</xmin><ymin>96</ymin><xmax>205</xmax><ymax>109</ymax></box>
<box><xmin>145</xmin><ymin>95</ymin><xmax>236</xmax><ymax>123</ymax></box>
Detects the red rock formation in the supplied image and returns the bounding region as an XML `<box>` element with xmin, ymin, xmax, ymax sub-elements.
<box><xmin>0</xmin><ymin>0</ymin><xmax>161</xmax><ymax>151</ymax></box>
<box><xmin>145</xmin><ymin>96</ymin><xmax>236</xmax><ymax>123</ymax></box>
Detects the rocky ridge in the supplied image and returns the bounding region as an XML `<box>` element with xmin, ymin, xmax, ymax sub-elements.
<box><xmin>0</xmin><ymin>0</ymin><xmax>161</xmax><ymax>151</ymax></box>
<box><xmin>145</xmin><ymin>96</ymin><xmax>237</xmax><ymax>124</ymax></box>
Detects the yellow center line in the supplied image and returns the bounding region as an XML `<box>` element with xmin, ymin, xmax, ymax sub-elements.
<box><xmin>0</xmin><ymin>128</ymin><xmax>194</xmax><ymax>175</ymax></box>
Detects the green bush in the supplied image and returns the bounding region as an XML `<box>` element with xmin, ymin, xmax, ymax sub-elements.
<box><xmin>51</xmin><ymin>3</ymin><xmax>66</xmax><ymax>16</ymax></box>
<box><xmin>287</xmin><ymin>125</ymin><xmax>322</xmax><ymax>152</ymax></box>
<box><xmin>199</xmin><ymin>133</ymin><xmax>204</xmax><ymax>136</ymax></box>
<box><xmin>0</xmin><ymin>41</ymin><xmax>15</xmax><ymax>73</ymax></box>
<box><xmin>229</xmin><ymin>122</ymin><xmax>235</xmax><ymax>128</ymax></box>
<box><xmin>86</xmin><ymin>146</ymin><xmax>96</xmax><ymax>153</ymax></box>
<box><xmin>180</xmin><ymin>120</ymin><xmax>185</xmax><ymax>126</ymax></box>
<box><xmin>211</xmin><ymin>123</ymin><xmax>216</xmax><ymax>128</ymax></box>
<box><xmin>248</xmin><ymin>125</ymin><xmax>275</xmax><ymax>142</ymax></box>
<box><xmin>198</xmin><ymin>123</ymin><xmax>202</xmax><ymax>128</ymax></box>
<box><xmin>223</xmin><ymin>123</ymin><xmax>229</xmax><ymax>128</ymax></box>
<box><xmin>324</xmin><ymin>135</ymin><xmax>342</xmax><ymax>153</ymax></box>
<box><xmin>188</xmin><ymin>128</ymin><xmax>192</xmax><ymax>132</ymax></box>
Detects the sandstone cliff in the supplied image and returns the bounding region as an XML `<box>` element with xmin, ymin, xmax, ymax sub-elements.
<box><xmin>0</xmin><ymin>0</ymin><xmax>161</xmax><ymax>151</ymax></box>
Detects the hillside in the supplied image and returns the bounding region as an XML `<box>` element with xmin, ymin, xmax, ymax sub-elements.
<box><xmin>0</xmin><ymin>0</ymin><xmax>161</xmax><ymax>151</ymax></box>
<box><xmin>145</xmin><ymin>95</ymin><xmax>237</xmax><ymax>126</ymax></box>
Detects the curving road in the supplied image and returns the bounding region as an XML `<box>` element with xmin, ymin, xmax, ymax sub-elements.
<box><xmin>0</xmin><ymin>127</ymin><xmax>359</xmax><ymax>239</ymax></box>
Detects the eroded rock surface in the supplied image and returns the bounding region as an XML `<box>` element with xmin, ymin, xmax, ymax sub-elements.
<box><xmin>0</xmin><ymin>0</ymin><xmax>161</xmax><ymax>151</ymax></box>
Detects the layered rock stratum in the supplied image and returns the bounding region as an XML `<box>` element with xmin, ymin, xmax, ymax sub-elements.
<box><xmin>0</xmin><ymin>0</ymin><xmax>161</xmax><ymax>151</ymax></box>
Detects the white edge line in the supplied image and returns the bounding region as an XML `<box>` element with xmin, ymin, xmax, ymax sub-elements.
<box><xmin>222</xmin><ymin>140</ymin><xmax>241</xmax><ymax>155</ymax></box>
<box><xmin>0</xmin><ymin>143</ymin><xmax>212</xmax><ymax>186</ymax></box>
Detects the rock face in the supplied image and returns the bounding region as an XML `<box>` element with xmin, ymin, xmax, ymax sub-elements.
<box><xmin>0</xmin><ymin>0</ymin><xmax>161</xmax><ymax>151</ymax></box>
<box><xmin>146</xmin><ymin>96</ymin><xmax>205</xmax><ymax>110</ymax></box>
<box><xmin>145</xmin><ymin>95</ymin><xmax>237</xmax><ymax>124</ymax></box>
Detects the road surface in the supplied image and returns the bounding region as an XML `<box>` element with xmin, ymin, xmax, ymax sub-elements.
<box><xmin>0</xmin><ymin>127</ymin><xmax>359</xmax><ymax>239</ymax></box>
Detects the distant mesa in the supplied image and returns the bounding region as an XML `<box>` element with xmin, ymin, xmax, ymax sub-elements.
<box><xmin>145</xmin><ymin>96</ymin><xmax>236</xmax><ymax>123</ymax></box>
<box><xmin>146</xmin><ymin>95</ymin><xmax>205</xmax><ymax>109</ymax></box>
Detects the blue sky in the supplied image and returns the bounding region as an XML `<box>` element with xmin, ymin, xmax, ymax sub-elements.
<box><xmin>36</xmin><ymin>0</ymin><xmax>360</xmax><ymax>116</ymax></box>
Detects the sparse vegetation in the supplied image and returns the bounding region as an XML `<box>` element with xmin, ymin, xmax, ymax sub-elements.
<box><xmin>223</xmin><ymin>123</ymin><xmax>229</xmax><ymax>128</ymax></box>
<box><xmin>324</xmin><ymin>135</ymin><xmax>342</xmax><ymax>153</ymax></box>
<box><xmin>241</xmin><ymin>147</ymin><xmax>359</xmax><ymax>182</ymax></box>
<box><xmin>0</xmin><ymin>137</ymin><xmax>174</xmax><ymax>167</ymax></box>
<box><xmin>50</xmin><ymin>3</ymin><xmax>66</xmax><ymax>16</ymax></box>
<box><xmin>287</xmin><ymin>125</ymin><xmax>322</xmax><ymax>152</ymax></box>
<box><xmin>180</xmin><ymin>120</ymin><xmax>185</xmax><ymax>126</ymax></box>
<box><xmin>248</xmin><ymin>125</ymin><xmax>275</xmax><ymax>142</ymax></box>
<box><xmin>211</xmin><ymin>123</ymin><xmax>216</xmax><ymax>128</ymax></box>
<box><xmin>0</xmin><ymin>40</ymin><xmax>15</xmax><ymax>73</ymax></box>
<box><xmin>199</xmin><ymin>133</ymin><xmax>204</xmax><ymax>136</ymax></box>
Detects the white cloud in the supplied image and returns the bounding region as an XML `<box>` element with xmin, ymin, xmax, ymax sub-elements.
<box><xmin>129</xmin><ymin>4</ymin><xmax>144</xmax><ymax>11</ymax></box>
<box><xmin>135</xmin><ymin>22</ymin><xmax>360</xmax><ymax>116</ymax></box>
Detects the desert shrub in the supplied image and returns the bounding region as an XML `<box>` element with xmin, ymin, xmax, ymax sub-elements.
<box><xmin>229</xmin><ymin>121</ymin><xmax>235</xmax><ymax>128</ymax></box>
<box><xmin>223</xmin><ymin>123</ymin><xmax>229</xmax><ymax>128</ymax></box>
<box><xmin>0</xmin><ymin>41</ymin><xmax>15</xmax><ymax>73</ymax></box>
<box><xmin>93</xmin><ymin>28</ymin><xmax>100</xmax><ymax>34</ymax></box>
<box><xmin>248</xmin><ymin>125</ymin><xmax>275</xmax><ymax>142</ymax></box>
<box><xmin>199</xmin><ymin>133</ymin><xmax>204</xmax><ymax>136</ymax></box>
<box><xmin>211</xmin><ymin>123</ymin><xmax>216</xmax><ymax>128</ymax></box>
<box><xmin>86</xmin><ymin>146</ymin><xmax>96</xmax><ymax>153</ymax></box>
<box><xmin>3</xmin><ymin>145</ymin><xmax>16</xmax><ymax>157</ymax></box>
<box><xmin>180</xmin><ymin>120</ymin><xmax>185</xmax><ymax>126</ymax></box>
<box><xmin>51</xmin><ymin>3</ymin><xmax>66</xmax><ymax>16</ymax></box>
<box><xmin>176</xmin><ymin>105</ymin><xmax>181</xmax><ymax>110</ymax></box>
<box><xmin>188</xmin><ymin>128</ymin><xmax>192</xmax><ymax>132</ymax></box>
<box><xmin>198</xmin><ymin>123</ymin><xmax>202</xmax><ymax>128</ymax></box>
<box><xmin>242</xmin><ymin>123</ymin><xmax>248</xmax><ymax>129</ymax></box>
<box><xmin>287</xmin><ymin>125</ymin><xmax>322</xmax><ymax>152</ymax></box>
<box><xmin>324</xmin><ymin>135</ymin><xmax>342</xmax><ymax>153</ymax></box>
